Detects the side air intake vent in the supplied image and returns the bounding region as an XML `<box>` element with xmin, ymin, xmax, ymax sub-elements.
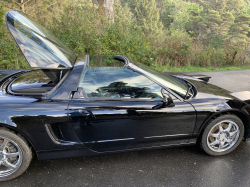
<box><xmin>46</xmin><ymin>123</ymin><xmax>64</xmax><ymax>143</ymax></box>
<box><xmin>45</xmin><ymin>123</ymin><xmax>79</xmax><ymax>145</ymax></box>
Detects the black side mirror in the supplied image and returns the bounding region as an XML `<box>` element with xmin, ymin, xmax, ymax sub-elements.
<box><xmin>161</xmin><ymin>89</ymin><xmax>175</xmax><ymax>108</ymax></box>
<box><xmin>161</xmin><ymin>95</ymin><xmax>175</xmax><ymax>107</ymax></box>
<box><xmin>152</xmin><ymin>89</ymin><xmax>175</xmax><ymax>109</ymax></box>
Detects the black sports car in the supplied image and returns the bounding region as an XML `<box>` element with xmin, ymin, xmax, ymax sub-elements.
<box><xmin>1</xmin><ymin>10</ymin><xmax>250</xmax><ymax>181</ymax></box>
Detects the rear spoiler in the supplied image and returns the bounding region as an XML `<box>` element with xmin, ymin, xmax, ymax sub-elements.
<box><xmin>172</xmin><ymin>74</ymin><xmax>211</xmax><ymax>83</ymax></box>
<box><xmin>189</xmin><ymin>74</ymin><xmax>211</xmax><ymax>83</ymax></box>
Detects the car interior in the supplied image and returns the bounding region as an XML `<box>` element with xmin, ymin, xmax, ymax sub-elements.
<box><xmin>10</xmin><ymin>69</ymin><xmax>68</xmax><ymax>94</ymax></box>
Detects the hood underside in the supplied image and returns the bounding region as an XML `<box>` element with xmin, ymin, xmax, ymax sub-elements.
<box><xmin>230</xmin><ymin>91</ymin><xmax>250</xmax><ymax>103</ymax></box>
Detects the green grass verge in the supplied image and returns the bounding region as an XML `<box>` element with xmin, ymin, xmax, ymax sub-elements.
<box><xmin>2</xmin><ymin>63</ymin><xmax>250</xmax><ymax>73</ymax></box>
<box><xmin>163</xmin><ymin>65</ymin><xmax>250</xmax><ymax>72</ymax></box>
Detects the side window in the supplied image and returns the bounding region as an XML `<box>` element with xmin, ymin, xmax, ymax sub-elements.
<box><xmin>79</xmin><ymin>67</ymin><xmax>163</xmax><ymax>99</ymax></box>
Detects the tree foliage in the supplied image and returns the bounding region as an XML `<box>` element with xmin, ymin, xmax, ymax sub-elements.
<box><xmin>0</xmin><ymin>5</ymin><xmax>4</xmax><ymax>38</ymax></box>
<box><xmin>0</xmin><ymin>0</ymin><xmax>250</xmax><ymax>70</ymax></box>
<box><xmin>132</xmin><ymin>0</ymin><xmax>163</xmax><ymax>35</ymax></box>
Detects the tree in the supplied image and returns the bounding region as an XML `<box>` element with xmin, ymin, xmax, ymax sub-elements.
<box><xmin>226</xmin><ymin>0</ymin><xmax>247</xmax><ymax>15</ymax></box>
<box><xmin>220</xmin><ymin>12</ymin><xmax>235</xmax><ymax>40</ymax></box>
<box><xmin>189</xmin><ymin>0</ymin><xmax>247</xmax><ymax>15</ymax></box>
<box><xmin>229</xmin><ymin>13</ymin><xmax>250</xmax><ymax>44</ymax></box>
<box><xmin>132</xmin><ymin>0</ymin><xmax>163</xmax><ymax>35</ymax></box>
<box><xmin>192</xmin><ymin>10</ymin><xmax>235</xmax><ymax>45</ymax></box>
<box><xmin>0</xmin><ymin>0</ymin><xmax>62</xmax><ymax>16</ymax></box>
<box><xmin>2</xmin><ymin>0</ymin><xmax>28</xmax><ymax>12</ymax></box>
<box><xmin>0</xmin><ymin>4</ymin><xmax>4</xmax><ymax>38</ymax></box>
<box><xmin>114</xmin><ymin>0</ymin><xmax>133</xmax><ymax>24</ymax></box>
<box><xmin>161</xmin><ymin>0</ymin><xmax>203</xmax><ymax>30</ymax></box>
<box><xmin>98</xmin><ymin>0</ymin><xmax>114</xmax><ymax>23</ymax></box>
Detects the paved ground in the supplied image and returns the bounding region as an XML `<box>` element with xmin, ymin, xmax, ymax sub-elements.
<box><xmin>2</xmin><ymin>70</ymin><xmax>250</xmax><ymax>187</ymax></box>
<box><xmin>185</xmin><ymin>69</ymin><xmax>250</xmax><ymax>92</ymax></box>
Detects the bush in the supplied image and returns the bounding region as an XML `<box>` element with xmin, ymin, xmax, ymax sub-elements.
<box><xmin>0</xmin><ymin>6</ymin><xmax>28</xmax><ymax>70</ymax></box>
<box><xmin>47</xmin><ymin>3</ymin><xmax>154</xmax><ymax>65</ymax></box>
<box><xmin>0</xmin><ymin>1</ymin><xmax>250</xmax><ymax>70</ymax></box>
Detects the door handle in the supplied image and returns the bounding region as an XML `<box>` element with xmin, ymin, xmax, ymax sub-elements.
<box><xmin>77</xmin><ymin>109</ymin><xmax>96</xmax><ymax>119</ymax></box>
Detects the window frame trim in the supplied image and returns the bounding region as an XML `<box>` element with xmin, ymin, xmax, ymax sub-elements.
<box><xmin>73</xmin><ymin>97</ymin><xmax>164</xmax><ymax>102</ymax></box>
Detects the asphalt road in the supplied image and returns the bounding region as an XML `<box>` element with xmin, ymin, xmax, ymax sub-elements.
<box><xmin>2</xmin><ymin>70</ymin><xmax>250</xmax><ymax>187</ymax></box>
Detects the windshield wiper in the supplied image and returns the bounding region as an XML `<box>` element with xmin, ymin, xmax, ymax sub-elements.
<box><xmin>185</xmin><ymin>83</ymin><xmax>193</xmax><ymax>100</ymax></box>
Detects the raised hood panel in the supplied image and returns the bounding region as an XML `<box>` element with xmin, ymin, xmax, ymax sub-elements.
<box><xmin>5</xmin><ymin>10</ymin><xmax>76</xmax><ymax>69</ymax></box>
<box><xmin>231</xmin><ymin>91</ymin><xmax>250</xmax><ymax>103</ymax></box>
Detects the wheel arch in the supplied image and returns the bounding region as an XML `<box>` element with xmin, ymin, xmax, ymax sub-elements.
<box><xmin>0</xmin><ymin>123</ymin><xmax>37</xmax><ymax>158</ymax></box>
<box><xmin>197</xmin><ymin>109</ymin><xmax>250</xmax><ymax>142</ymax></box>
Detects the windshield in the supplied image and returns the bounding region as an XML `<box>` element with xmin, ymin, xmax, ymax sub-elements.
<box><xmin>5</xmin><ymin>10</ymin><xmax>76</xmax><ymax>69</ymax></box>
<box><xmin>129</xmin><ymin>61</ymin><xmax>188</xmax><ymax>98</ymax></box>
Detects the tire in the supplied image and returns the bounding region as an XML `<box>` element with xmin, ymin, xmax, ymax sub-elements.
<box><xmin>0</xmin><ymin>128</ymin><xmax>32</xmax><ymax>182</ymax></box>
<box><xmin>200</xmin><ymin>114</ymin><xmax>244</xmax><ymax>156</ymax></box>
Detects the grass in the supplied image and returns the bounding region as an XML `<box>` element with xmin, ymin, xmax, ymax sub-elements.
<box><xmin>2</xmin><ymin>63</ymin><xmax>250</xmax><ymax>73</ymax></box>
<box><xmin>164</xmin><ymin>65</ymin><xmax>250</xmax><ymax>72</ymax></box>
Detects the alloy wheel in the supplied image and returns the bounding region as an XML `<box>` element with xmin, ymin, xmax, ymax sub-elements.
<box><xmin>0</xmin><ymin>136</ymin><xmax>22</xmax><ymax>178</ymax></box>
<box><xmin>207</xmin><ymin>120</ymin><xmax>240</xmax><ymax>152</ymax></box>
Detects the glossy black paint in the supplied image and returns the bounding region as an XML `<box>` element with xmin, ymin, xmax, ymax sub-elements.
<box><xmin>47</xmin><ymin>56</ymin><xmax>86</xmax><ymax>100</ymax></box>
<box><xmin>180</xmin><ymin>76</ymin><xmax>250</xmax><ymax>140</ymax></box>
<box><xmin>68</xmin><ymin>99</ymin><xmax>196</xmax><ymax>153</ymax></box>
<box><xmin>1</xmin><ymin>59</ymin><xmax>250</xmax><ymax>160</ymax></box>
<box><xmin>6</xmin><ymin>10</ymin><xmax>250</xmax><ymax>161</ymax></box>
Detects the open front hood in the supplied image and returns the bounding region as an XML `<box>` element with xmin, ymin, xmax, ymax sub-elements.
<box><xmin>5</xmin><ymin>10</ymin><xmax>77</xmax><ymax>69</ymax></box>
<box><xmin>231</xmin><ymin>91</ymin><xmax>250</xmax><ymax>103</ymax></box>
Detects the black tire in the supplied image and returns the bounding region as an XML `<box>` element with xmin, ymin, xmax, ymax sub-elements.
<box><xmin>0</xmin><ymin>128</ymin><xmax>32</xmax><ymax>182</ymax></box>
<box><xmin>200</xmin><ymin>114</ymin><xmax>244</xmax><ymax>156</ymax></box>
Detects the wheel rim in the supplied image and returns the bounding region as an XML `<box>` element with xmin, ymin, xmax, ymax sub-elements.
<box><xmin>207</xmin><ymin>120</ymin><xmax>240</xmax><ymax>153</ymax></box>
<box><xmin>0</xmin><ymin>136</ymin><xmax>23</xmax><ymax>178</ymax></box>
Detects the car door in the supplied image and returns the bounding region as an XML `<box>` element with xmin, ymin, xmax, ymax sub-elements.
<box><xmin>68</xmin><ymin>66</ymin><xmax>196</xmax><ymax>153</ymax></box>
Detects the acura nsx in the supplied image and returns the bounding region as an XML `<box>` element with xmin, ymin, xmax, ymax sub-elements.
<box><xmin>1</xmin><ymin>10</ymin><xmax>250</xmax><ymax>181</ymax></box>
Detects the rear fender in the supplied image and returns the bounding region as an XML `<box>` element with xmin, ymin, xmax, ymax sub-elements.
<box><xmin>0</xmin><ymin>122</ymin><xmax>38</xmax><ymax>157</ymax></box>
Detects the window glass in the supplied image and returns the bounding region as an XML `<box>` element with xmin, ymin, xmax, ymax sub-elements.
<box><xmin>79</xmin><ymin>67</ymin><xmax>163</xmax><ymax>99</ymax></box>
<box><xmin>6</xmin><ymin>11</ymin><xmax>76</xmax><ymax>69</ymax></box>
<box><xmin>89</xmin><ymin>55</ymin><xmax>124</xmax><ymax>67</ymax></box>
<box><xmin>129</xmin><ymin>60</ymin><xmax>188</xmax><ymax>98</ymax></box>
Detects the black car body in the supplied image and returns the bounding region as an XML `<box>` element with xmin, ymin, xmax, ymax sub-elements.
<box><xmin>1</xmin><ymin>62</ymin><xmax>250</xmax><ymax>159</ymax></box>
<box><xmin>1</xmin><ymin>10</ymin><xmax>250</xmax><ymax>181</ymax></box>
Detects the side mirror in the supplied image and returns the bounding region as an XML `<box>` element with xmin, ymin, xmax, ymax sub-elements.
<box><xmin>161</xmin><ymin>89</ymin><xmax>175</xmax><ymax>108</ymax></box>
<box><xmin>152</xmin><ymin>89</ymin><xmax>175</xmax><ymax>109</ymax></box>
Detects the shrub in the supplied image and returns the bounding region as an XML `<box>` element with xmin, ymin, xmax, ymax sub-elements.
<box><xmin>47</xmin><ymin>3</ymin><xmax>154</xmax><ymax>64</ymax></box>
<box><xmin>0</xmin><ymin>6</ymin><xmax>28</xmax><ymax>70</ymax></box>
<box><xmin>0</xmin><ymin>1</ymin><xmax>250</xmax><ymax>71</ymax></box>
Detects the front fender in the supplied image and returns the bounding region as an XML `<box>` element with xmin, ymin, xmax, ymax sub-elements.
<box><xmin>188</xmin><ymin>96</ymin><xmax>250</xmax><ymax>142</ymax></box>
